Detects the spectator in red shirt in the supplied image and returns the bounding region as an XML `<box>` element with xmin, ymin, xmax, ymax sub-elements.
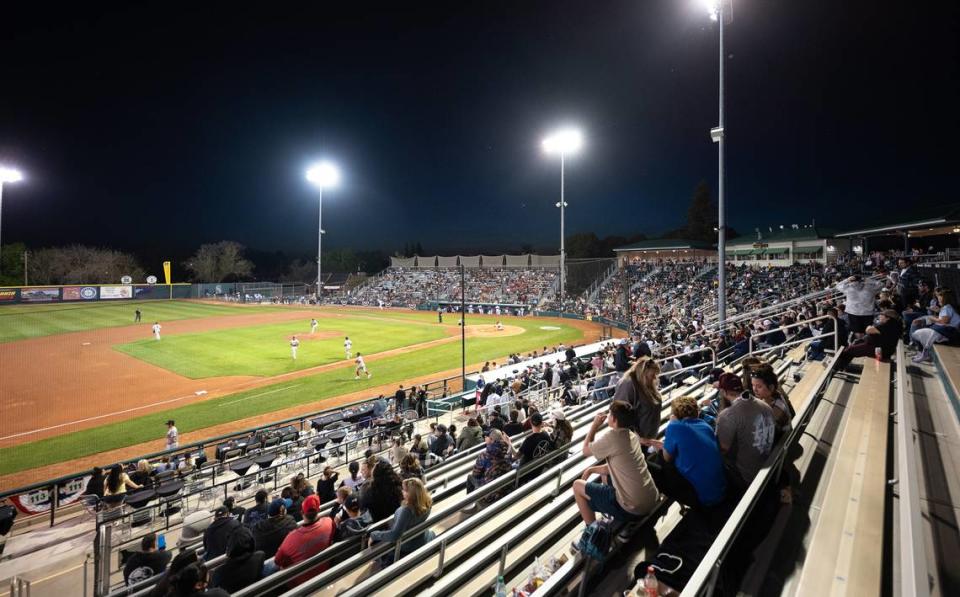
<box><xmin>273</xmin><ymin>495</ymin><xmax>335</xmax><ymax>587</ymax></box>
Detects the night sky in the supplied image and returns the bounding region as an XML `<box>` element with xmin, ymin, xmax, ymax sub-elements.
<box><xmin>0</xmin><ymin>0</ymin><xmax>957</xmax><ymax>263</ymax></box>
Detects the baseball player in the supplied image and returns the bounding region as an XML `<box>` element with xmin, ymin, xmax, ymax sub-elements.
<box><xmin>354</xmin><ymin>352</ymin><xmax>371</xmax><ymax>380</ymax></box>
<box><xmin>152</xmin><ymin>321</ymin><xmax>162</xmax><ymax>340</ymax></box>
<box><xmin>310</xmin><ymin>318</ymin><xmax>319</xmax><ymax>334</ymax></box>
<box><xmin>134</xmin><ymin>308</ymin><xmax>142</xmax><ymax>323</ymax></box>
<box><xmin>344</xmin><ymin>336</ymin><xmax>353</xmax><ymax>359</ymax></box>
<box><xmin>290</xmin><ymin>336</ymin><xmax>300</xmax><ymax>360</ymax></box>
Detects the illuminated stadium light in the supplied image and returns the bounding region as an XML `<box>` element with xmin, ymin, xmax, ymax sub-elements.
<box><xmin>306</xmin><ymin>161</ymin><xmax>340</xmax><ymax>188</ymax></box>
<box><xmin>542</xmin><ymin>128</ymin><xmax>583</xmax><ymax>155</ymax></box>
<box><xmin>0</xmin><ymin>167</ymin><xmax>23</xmax><ymax>183</ymax></box>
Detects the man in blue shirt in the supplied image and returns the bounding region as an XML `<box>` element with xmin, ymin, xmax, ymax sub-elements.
<box><xmin>644</xmin><ymin>396</ymin><xmax>726</xmax><ymax>509</ymax></box>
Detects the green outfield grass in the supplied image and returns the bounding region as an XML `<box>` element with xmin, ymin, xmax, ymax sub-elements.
<box><xmin>0</xmin><ymin>315</ymin><xmax>584</xmax><ymax>476</ymax></box>
<box><xmin>115</xmin><ymin>316</ymin><xmax>449</xmax><ymax>378</ymax></box>
<box><xmin>0</xmin><ymin>300</ymin><xmax>287</xmax><ymax>343</ymax></box>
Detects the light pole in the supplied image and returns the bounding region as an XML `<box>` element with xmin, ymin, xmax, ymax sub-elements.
<box><xmin>542</xmin><ymin>128</ymin><xmax>583</xmax><ymax>311</ymax></box>
<box><xmin>305</xmin><ymin>161</ymin><xmax>340</xmax><ymax>303</ymax></box>
<box><xmin>705</xmin><ymin>0</ymin><xmax>732</xmax><ymax>325</ymax></box>
<box><xmin>0</xmin><ymin>167</ymin><xmax>25</xmax><ymax>277</ymax></box>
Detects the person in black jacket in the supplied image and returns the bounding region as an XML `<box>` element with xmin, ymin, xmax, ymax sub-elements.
<box><xmin>251</xmin><ymin>498</ymin><xmax>298</xmax><ymax>559</ymax></box>
<box><xmin>210</xmin><ymin>526</ymin><xmax>265</xmax><ymax>592</ymax></box>
<box><xmin>84</xmin><ymin>467</ymin><xmax>105</xmax><ymax>498</ymax></box>
<box><xmin>242</xmin><ymin>490</ymin><xmax>269</xmax><ymax>528</ymax></box>
<box><xmin>202</xmin><ymin>506</ymin><xmax>239</xmax><ymax>561</ymax></box>
<box><xmin>359</xmin><ymin>461</ymin><xmax>403</xmax><ymax>522</ymax></box>
<box><xmin>123</xmin><ymin>532</ymin><xmax>171</xmax><ymax>586</ymax></box>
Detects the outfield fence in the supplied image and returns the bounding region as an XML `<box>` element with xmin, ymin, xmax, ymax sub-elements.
<box><xmin>0</xmin><ymin>283</ymin><xmax>191</xmax><ymax>305</ymax></box>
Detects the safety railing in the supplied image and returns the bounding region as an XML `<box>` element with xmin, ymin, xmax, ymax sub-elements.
<box><xmin>748</xmin><ymin>314</ymin><xmax>838</xmax><ymax>358</ymax></box>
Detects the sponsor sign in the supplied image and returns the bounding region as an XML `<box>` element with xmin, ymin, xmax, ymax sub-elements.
<box><xmin>100</xmin><ymin>285</ymin><xmax>133</xmax><ymax>299</ymax></box>
<box><xmin>9</xmin><ymin>475</ymin><xmax>90</xmax><ymax>514</ymax></box>
<box><xmin>121</xmin><ymin>275</ymin><xmax>133</xmax><ymax>284</ymax></box>
<box><xmin>62</xmin><ymin>286</ymin><xmax>99</xmax><ymax>301</ymax></box>
<box><xmin>146</xmin><ymin>275</ymin><xmax>157</xmax><ymax>284</ymax></box>
<box><xmin>0</xmin><ymin>288</ymin><xmax>17</xmax><ymax>302</ymax></box>
<box><xmin>20</xmin><ymin>287</ymin><xmax>60</xmax><ymax>302</ymax></box>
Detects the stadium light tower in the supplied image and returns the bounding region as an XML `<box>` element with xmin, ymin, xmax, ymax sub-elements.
<box><xmin>305</xmin><ymin>161</ymin><xmax>340</xmax><ymax>302</ymax></box>
<box><xmin>542</xmin><ymin>128</ymin><xmax>583</xmax><ymax>311</ymax></box>
<box><xmin>0</xmin><ymin>166</ymin><xmax>24</xmax><ymax>276</ymax></box>
<box><xmin>703</xmin><ymin>0</ymin><xmax>733</xmax><ymax>325</ymax></box>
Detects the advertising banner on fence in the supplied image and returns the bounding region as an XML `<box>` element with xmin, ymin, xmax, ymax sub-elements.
<box><xmin>8</xmin><ymin>475</ymin><xmax>91</xmax><ymax>514</ymax></box>
<box><xmin>0</xmin><ymin>288</ymin><xmax>17</xmax><ymax>302</ymax></box>
<box><xmin>100</xmin><ymin>285</ymin><xmax>133</xmax><ymax>299</ymax></box>
<box><xmin>20</xmin><ymin>287</ymin><xmax>60</xmax><ymax>302</ymax></box>
<box><xmin>62</xmin><ymin>286</ymin><xmax>99</xmax><ymax>301</ymax></box>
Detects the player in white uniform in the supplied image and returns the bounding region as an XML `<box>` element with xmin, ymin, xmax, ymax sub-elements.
<box><xmin>354</xmin><ymin>353</ymin><xmax>371</xmax><ymax>379</ymax></box>
<box><xmin>344</xmin><ymin>336</ymin><xmax>353</xmax><ymax>359</ymax></box>
<box><xmin>310</xmin><ymin>318</ymin><xmax>318</xmax><ymax>334</ymax></box>
<box><xmin>290</xmin><ymin>336</ymin><xmax>300</xmax><ymax>360</ymax></box>
<box><xmin>152</xmin><ymin>322</ymin><xmax>162</xmax><ymax>340</ymax></box>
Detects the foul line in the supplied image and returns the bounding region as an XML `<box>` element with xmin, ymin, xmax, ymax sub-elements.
<box><xmin>0</xmin><ymin>391</ymin><xmax>210</xmax><ymax>442</ymax></box>
<box><xmin>217</xmin><ymin>384</ymin><xmax>301</xmax><ymax>407</ymax></box>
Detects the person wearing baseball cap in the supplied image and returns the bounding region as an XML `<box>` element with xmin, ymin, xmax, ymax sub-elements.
<box><xmin>716</xmin><ymin>372</ymin><xmax>776</xmax><ymax>494</ymax></box>
<box><xmin>251</xmin><ymin>497</ymin><xmax>298</xmax><ymax>560</ymax></box>
<box><xmin>273</xmin><ymin>494</ymin><xmax>335</xmax><ymax>586</ymax></box>
<box><xmin>464</xmin><ymin>427</ymin><xmax>514</xmax><ymax>509</ymax></box>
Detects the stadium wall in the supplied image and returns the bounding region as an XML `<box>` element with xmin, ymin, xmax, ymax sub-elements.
<box><xmin>0</xmin><ymin>283</ymin><xmax>191</xmax><ymax>305</ymax></box>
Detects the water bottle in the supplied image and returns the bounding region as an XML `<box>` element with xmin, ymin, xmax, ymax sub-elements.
<box><xmin>495</xmin><ymin>575</ymin><xmax>507</xmax><ymax>597</ymax></box>
<box><xmin>643</xmin><ymin>566</ymin><xmax>658</xmax><ymax>596</ymax></box>
<box><xmin>874</xmin><ymin>347</ymin><xmax>882</xmax><ymax>361</ymax></box>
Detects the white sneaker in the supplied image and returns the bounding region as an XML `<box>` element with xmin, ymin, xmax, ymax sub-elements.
<box><xmin>354</xmin><ymin>376</ymin><xmax>360</xmax><ymax>380</ymax></box>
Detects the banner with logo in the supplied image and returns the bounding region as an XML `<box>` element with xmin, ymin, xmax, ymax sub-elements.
<box><xmin>20</xmin><ymin>288</ymin><xmax>60</xmax><ymax>302</ymax></box>
<box><xmin>0</xmin><ymin>288</ymin><xmax>17</xmax><ymax>302</ymax></box>
<box><xmin>163</xmin><ymin>261</ymin><xmax>172</xmax><ymax>285</ymax></box>
<box><xmin>62</xmin><ymin>286</ymin><xmax>99</xmax><ymax>301</ymax></box>
<box><xmin>100</xmin><ymin>285</ymin><xmax>133</xmax><ymax>299</ymax></box>
<box><xmin>9</xmin><ymin>475</ymin><xmax>91</xmax><ymax>514</ymax></box>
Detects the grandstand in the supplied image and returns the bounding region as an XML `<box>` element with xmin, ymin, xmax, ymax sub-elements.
<box><xmin>1</xmin><ymin>252</ymin><xmax>959</xmax><ymax>597</ymax></box>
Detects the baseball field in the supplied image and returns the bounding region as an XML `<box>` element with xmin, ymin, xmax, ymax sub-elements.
<box><xmin>0</xmin><ymin>299</ymin><xmax>603</xmax><ymax>488</ymax></box>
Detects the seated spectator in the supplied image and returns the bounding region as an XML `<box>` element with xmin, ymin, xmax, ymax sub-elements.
<box><xmin>317</xmin><ymin>467</ymin><xmax>339</xmax><ymax>503</ymax></box>
<box><xmin>154</xmin><ymin>457</ymin><xmax>174</xmax><ymax>474</ymax></box>
<box><xmin>210</xmin><ymin>526</ymin><xmax>265</xmax><ymax>592</ymax></box>
<box><xmin>502</xmin><ymin>410</ymin><xmax>525</xmax><ymax>436</ymax></box>
<box><xmin>243</xmin><ymin>489</ymin><xmax>270</xmax><ymax>528</ymax></box>
<box><xmin>167</xmin><ymin>562</ymin><xmax>229</xmax><ymax>597</ymax></box>
<box><xmin>223</xmin><ymin>496</ymin><xmax>245</xmax><ymax>520</ymax></box>
<box><xmin>104</xmin><ymin>464</ymin><xmax>142</xmax><ymax>497</ymax></box>
<box><xmin>428</xmin><ymin>424</ymin><xmax>450</xmax><ymax>463</ymax></box>
<box><xmin>549</xmin><ymin>409</ymin><xmax>574</xmax><ymax>447</ymax></box>
<box><xmin>329</xmin><ymin>485</ymin><xmax>352</xmax><ymax>520</ymax></box>
<box><xmin>614</xmin><ymin>357</ymin><xmax>662</xmax><ymax>439</ymax></box>
<box><xmin>360</xmin><ymin>460</ymin><xmax>403</xmax><ymax>522</ymax></box>
<box><xmin>84</xmin><ymin>466</ymin><xmax>105</xmax><ymax>498</ymax></box>
<box><xmin>252</xmin><ymin>498</ymin><xmax>297</xmax><ymax>559</ymax></box>
<box><xmin>129</xmin><ymin>460</ymin><xmax>154</xmax><ymax>488</ymax></box>
<box><xmin>409</xmin><ymin>435</ymin><xmax>429</xmax><ymax>465</ymax></box>
<box><xmin>400</xmin><ymin>454</ymin><xmax>425</xmax><ymax>481</ymax></box>
<box><xmin>281</xmin><ymin>487</ymin><xmax>303</xmax><ymax>522</ymax></box>
<box><xmin>341</xmin><ymin>461</ymin><xmax>365</xmax><ymax>491</ymax></box>
<box><xmin>456</xmin><ymin>418</ymin><xmax>483</xmax><ymax>451</ymax></box>
<box><xmin>750</xmin><ymin>365</ymin><xmax>794</xmax><ymax>439</ymax></box>
<box><xmin>518</xmin><ymin>412</ymin><xmax>554</xmax><ymax>467</ymax></box>
<box><xmin>368</xmin><ymin>478</ymin><xmax>434</xmax><ymax>567</ymax></box>
<box><xmin>574</xmin><ymin>401</ymin><xmax>660</xmax><ymax>525</ymax></box>
<box><xmin>836</xmin><ymin>309</ymin><xmax>901</xmax><ymax>367</ymax></box>
<box><xmin>177</xmin><ymin>454</ymin><xmax>195</xmax><ymax>475</ymax></box>
<box><xmin>465</xmin><ymin>429</ymin><xmax>515</xmax><ymax>507</ymax></box>
<box><xmin>390</xmin><ymin>437</ymin><xmax>409</xmax><ymax>465</ymax></box>
<box><xmin>911</xmin><ymin>288</ymin><xmax>960</xmax><ymax>363</ymax></box>
<box><xmin>333</xmin><ymin>494</ymin><xmax>370</xmax><ymax>542</ymax></box>
<box><xmin>124</xmin><ymin>532</ymin><xmax>172</xmax><ymax>586</ymax></box>
<box><xmin>144</xmin><ymin>550</ymin><xmax>196</xmax><ymax>597</ymax></box>
<box><xmin>716</xmin><ymin>373</ymin><xmax>775</xmax><ymax>493</ymax></box>
<box><xmin>202</xmin><ymin>505</ymin><xmax>240</xmax><ymax>561</ymax></box>
<box><xmin>274</xmin><ymin>495</ymin><xmax>336</xmax><ymax>586</ymax></box>
<box><xmin>290</xmin><ymin>473</ymin><xmax>315</xmax><ymax>499</ymax></box>
<box><xmin>645</xmin><ymin>396</ymin><xmax>726</xmax><ymax>509</ymax></box>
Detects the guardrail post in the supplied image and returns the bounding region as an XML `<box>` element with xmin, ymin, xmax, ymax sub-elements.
<box><xmin>49</xmin><ymin>483</ymin><xmax>58</xmax><ymax>528</ymax></box>
<box><xmin>83</xmin><ymin>554</ymin><xmax>90</xmax><ymax>597</ymax></box>
<box><xmin>434</xmin><ymin>538</ymin><xmax>447</xmax><ymax>578</ymax></box>
<box><xmin>498</xmin><ymin>542</ymin><xmax>509</xmax><ymax>576</ymax></box>
<box><xmin>98</xmin><ymin>524</ymin><xmax>113</xmax><ymax>597</ymax></box>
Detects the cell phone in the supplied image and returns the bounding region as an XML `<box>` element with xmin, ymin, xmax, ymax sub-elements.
<box><xmin>158</xmin><ymin>534</ymin><xmax>166</xmax><ymax>550</ymax></box>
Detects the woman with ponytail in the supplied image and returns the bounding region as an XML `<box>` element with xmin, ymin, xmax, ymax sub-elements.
<box><xmin>612</xmin><ymin>356</ymin><xmax>662</xmax><ymax>439</ymax></box>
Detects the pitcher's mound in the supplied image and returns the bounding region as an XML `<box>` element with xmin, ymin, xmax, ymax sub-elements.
<box><xmin>466</xmin><ymin>324</ymin><xmax>525</xmax><ymax>338</ymax></box>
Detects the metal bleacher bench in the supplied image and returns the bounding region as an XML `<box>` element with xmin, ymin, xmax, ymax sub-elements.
<box><xmin>794</xmin><ymin>357</ymin><xmax>891</xmax><ymax>596</ymax></box>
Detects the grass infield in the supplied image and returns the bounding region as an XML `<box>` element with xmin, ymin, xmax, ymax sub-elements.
<box><xmin>0</xmin><ymin>313</ymin><xmax>583</xmax><ymax>476</ymax></box>
<box><xmin>0</xmin><ymin>300</ymin><xmax>284</xmax><ymax>343</ymax></box>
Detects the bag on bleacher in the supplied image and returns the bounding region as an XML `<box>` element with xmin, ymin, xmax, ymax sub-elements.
<box><xmin>576</xmin><ymin>520</ymin><xmax>613</xmax><ymax>562</ymax></box>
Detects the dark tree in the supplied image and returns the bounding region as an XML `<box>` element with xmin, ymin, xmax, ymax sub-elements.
<box><xmin>686</xmin><ymin>181</ymin><xmax>717</xmax><ymax>242</ymax></box>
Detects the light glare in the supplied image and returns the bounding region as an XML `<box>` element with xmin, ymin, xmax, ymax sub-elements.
<box><xmin>0</xmin><ymin>167</ymin><xmax>24</xmax><ymax>183</ymax></box>
<box><xmin>542</xmin><ymin>129</ymin><xmax>583</xmax><ymax>155</ymax></box>
<box><xmin>305</xmin><ymin>162</ymin><xmax>340</xmax><ymax>188</ymax></box>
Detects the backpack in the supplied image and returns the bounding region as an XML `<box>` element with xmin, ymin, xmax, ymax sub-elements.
<box><xmin>576</xmin><ymin>521</ymin><xmax>613</xmax><ymax>562</ymax></box>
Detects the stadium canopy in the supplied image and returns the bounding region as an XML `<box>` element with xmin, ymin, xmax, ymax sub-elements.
<box><xmin>613</xmin><ymin>239</ymin><xmax>715</xmax><ymax>262</ymax></box>
<box><xmin>835</xmin><ymin>203</ymin><xmax>960</xmax><ymax>239</ymax></box>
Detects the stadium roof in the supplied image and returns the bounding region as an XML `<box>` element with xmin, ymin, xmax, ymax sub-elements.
<box><xmin>613</xmin><ymin>239</ymin><xmax>714</xmax><ymax>252</ymax></box>
<box><xmin>727</xmin><ymin>226</ymin><xmax>837</xmax><ymax>246</ymax></box>
<box><xmin>835</xmin><ymin>203</ymin><xmax>960</xmax><ymax>237</ymax></box>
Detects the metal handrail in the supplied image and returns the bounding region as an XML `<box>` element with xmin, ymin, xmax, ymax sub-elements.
<box><xmin>893</xmin><ymin>341</ymin><xmax>928</xmax><ymax>597</ymax></box>
<box><xmin>748</xmin><ymin>314</ymin><xmax>838</xmax><ymax>357</ymax></box>
<box><xmin>681</xmin><ymin>352</ymin><xmax>840</xmax><ymax>595</ymax></box>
